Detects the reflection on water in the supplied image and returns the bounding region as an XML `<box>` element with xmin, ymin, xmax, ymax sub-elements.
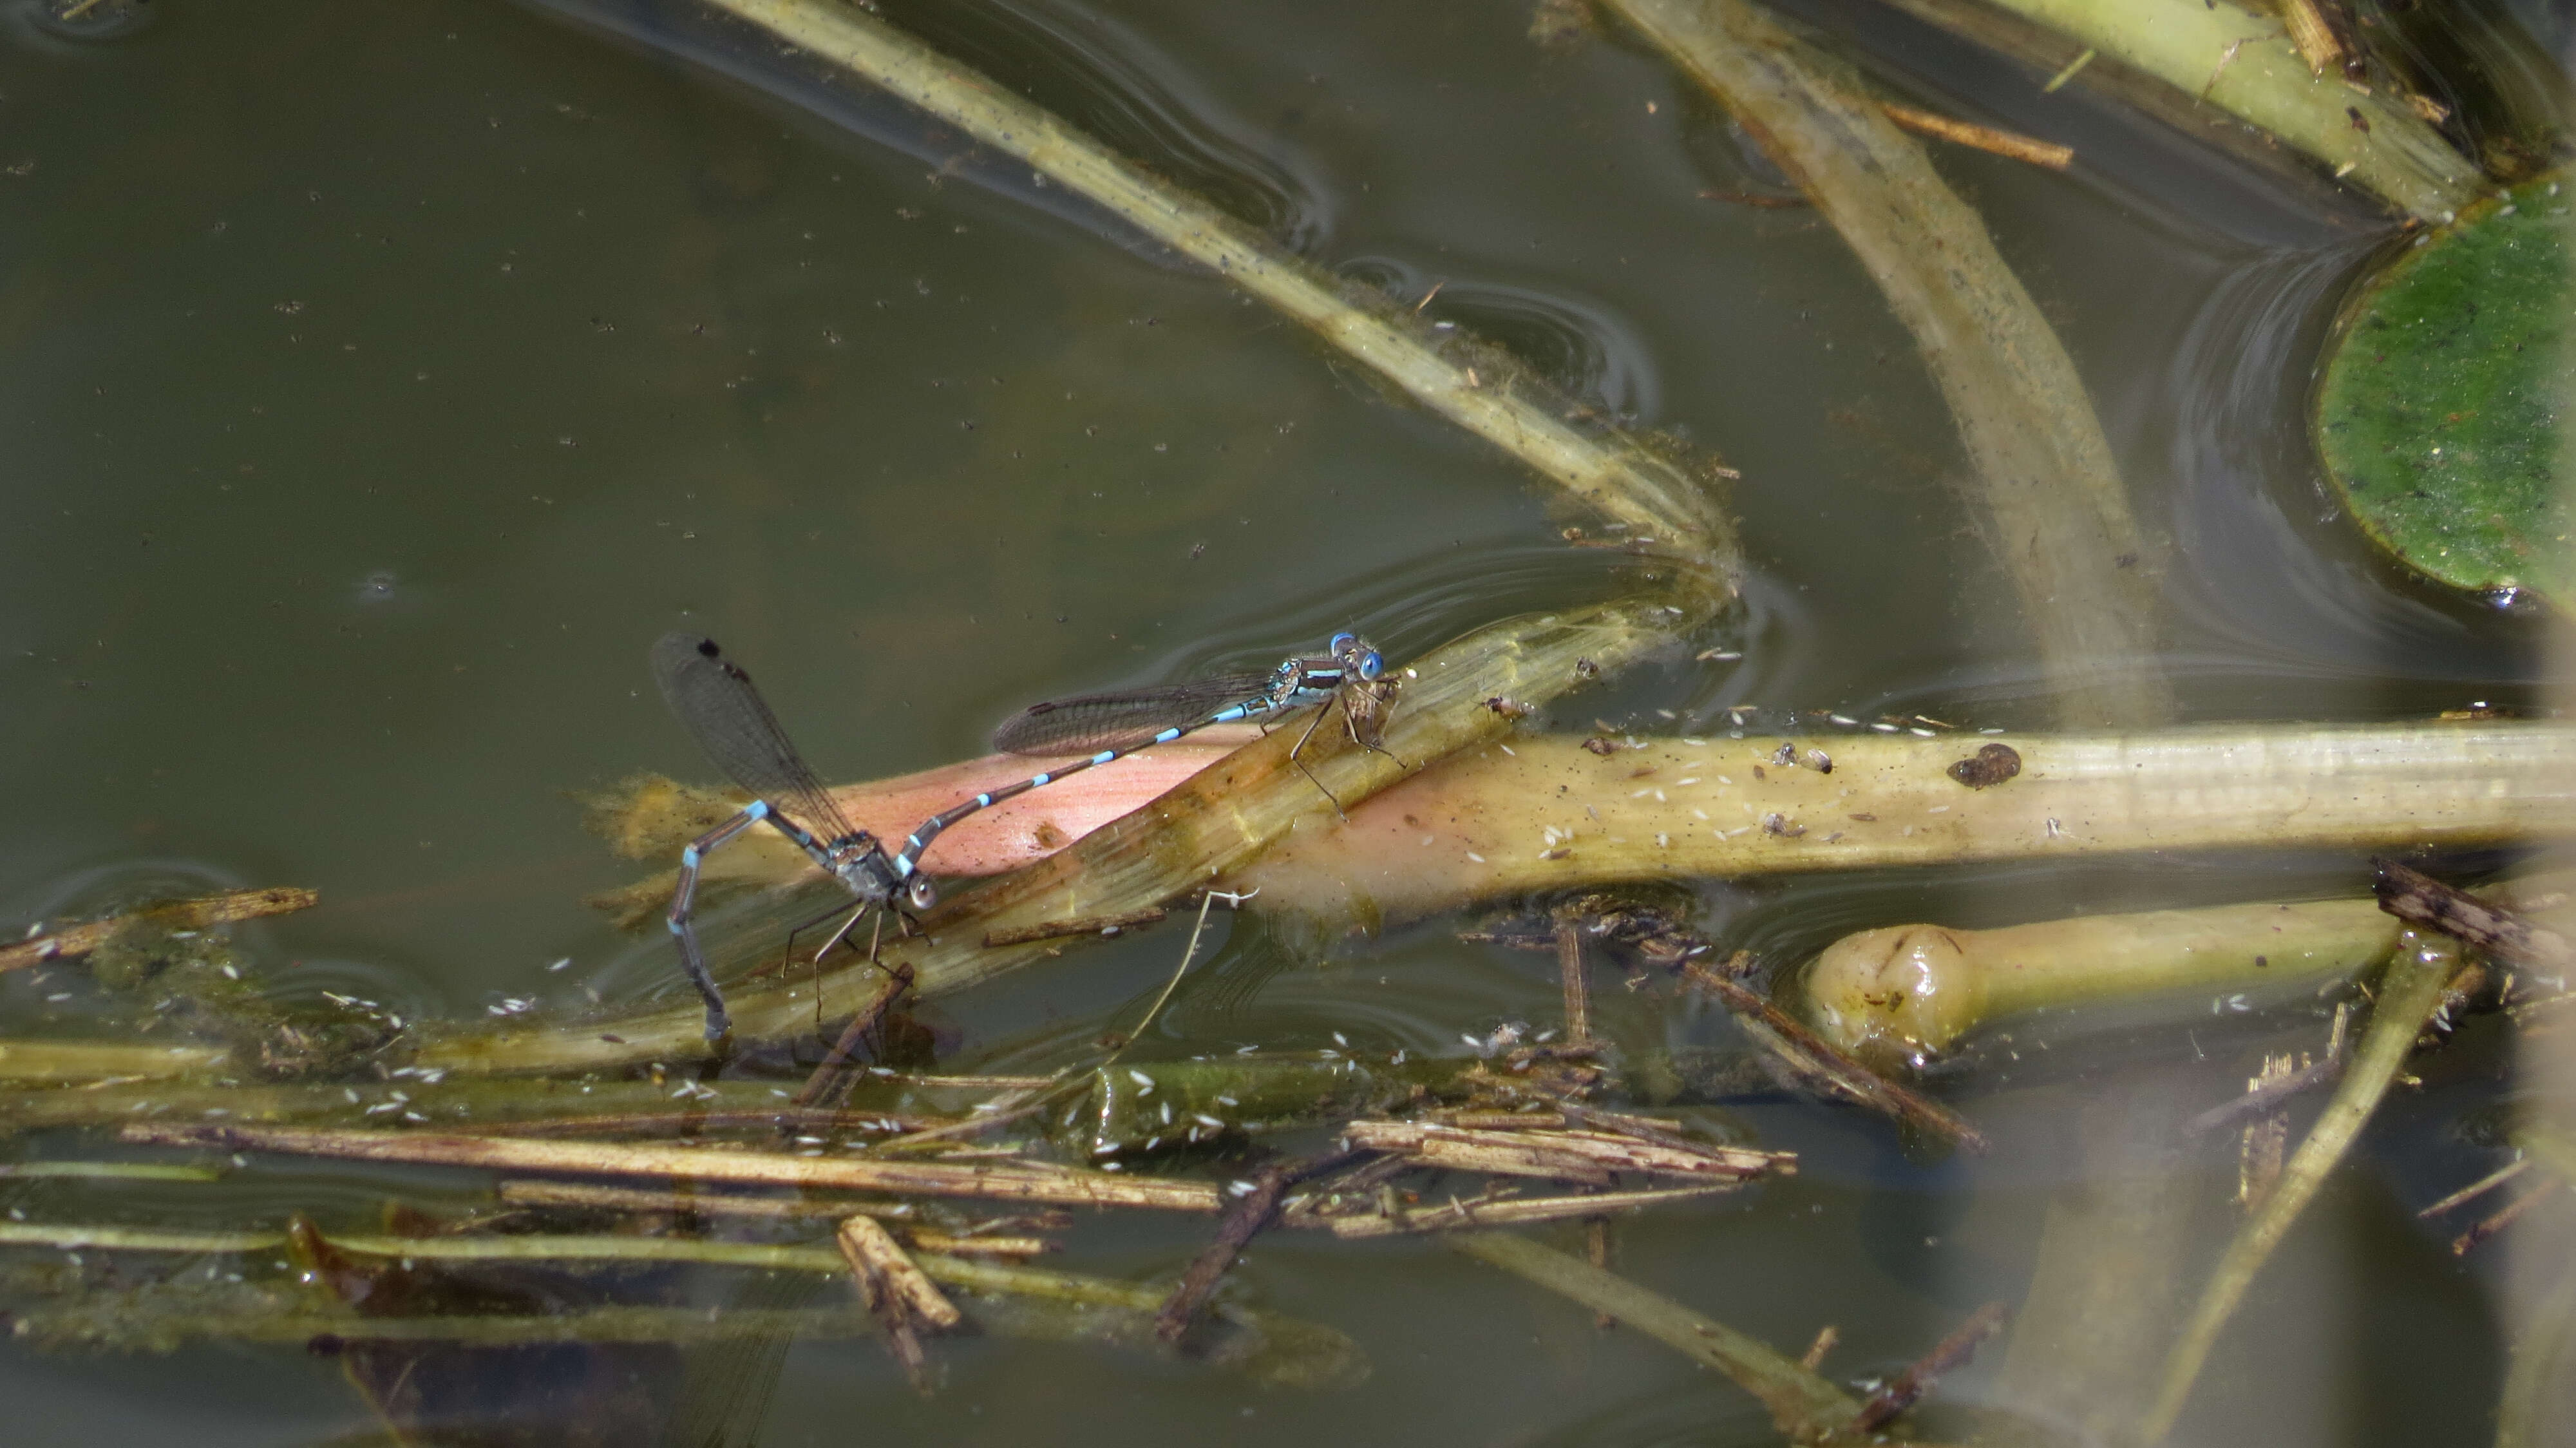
<box><xmin>0</xmin><ymin>0</ymin><xmax>2560</xmax><ymax>1443</ymax></box>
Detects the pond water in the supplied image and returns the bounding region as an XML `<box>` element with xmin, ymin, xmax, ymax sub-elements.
<box><xmin>1</xmin><ymin>0</ymin><xmax>2564</xmax><ymax>1443</ymax></box>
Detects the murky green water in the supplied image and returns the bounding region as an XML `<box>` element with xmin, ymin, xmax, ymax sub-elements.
<box><xmin>1</xmin><ymin>0</ymin><xmax>2561</xmax><ymax>1443</ymax></box>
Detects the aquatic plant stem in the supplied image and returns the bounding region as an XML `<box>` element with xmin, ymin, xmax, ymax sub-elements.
<box><xmin>1242</xmin><ymin>720</ymin><xmax>2576</xmax><ymax>919</ymax></box>
<box><xmin>118</xmin><ymin>1120</ymin><xmax>1228</xmax><ymax>1212</ymax></box>
<box><xmin>1947</xmin><ymin>0</ymin><xmax>2481</xmax><ymax>221</ymax></box>
<box><xmin>0</xmin><ymin>1040</ymin><xmax>230</xmax><ymax>1084</ymax></box>
<box><xmin>699</xmin><ymin>0</ymin><xmax>1734</xmax><ymax>588</ymax></box>
<box><xmin>422</xmin><ymin>598</ymin><xmax>1700</xmax><ymax>1074</ymax></box>
<box><xmin>2139</xmin><ymin>930</ymin><xmax>2460</xmax><ymax>1440</ymax></box>
<box><xmin>1452</xmin><ymin>1231</ymin><xmax>1859</xmax><ymax>1436</ymax></box>
<box><xmin>0</xmin><ymin>1222</ymin><xmax>1361</xmax><ymax>1385</ymax></box>
<box><xmin>0</xmin><ymin>886</ymin><xmax>317</xmax><ymax>973</ymax></box>
<box><xmin>1604</xmin><ymin>0</ymin><xmax>2165</xmax><ymax>728</ymax></box>
<box><xmin>1803</xmin><ymin>896</ymin><xmax>2398</xmax><ymax>1060</ymax></box>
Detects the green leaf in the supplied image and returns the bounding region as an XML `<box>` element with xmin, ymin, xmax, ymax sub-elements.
<box><xmin>2315</xmin><ymin>173</ymin><xmax>2574</xmax><ymax>608</ymax></box>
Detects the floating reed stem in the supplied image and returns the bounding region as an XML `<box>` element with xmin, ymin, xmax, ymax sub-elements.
<box><xmin>703</xmin><ymin>0</ymin><xmax>1733</xmax><ymax>586</ymax></box>
<box><xmin>1953</xmin><ymin>0</ymin><xmax>2479</xmax><ymax>221</ymax></box>
<box><xmin>1603</xmin><ymin>0</ymin><xmax>2164</xmax><ymax>729</ymax></box>
<box><xmin>1453</xmin><ymin>1231</ymin><xmax>1858</xmax><ymax>1437</ymax></box>
<box><xmin>2140</xmin><ymin>929</ymin><xmax>2461</xmax><ymax>1439</ymax></box>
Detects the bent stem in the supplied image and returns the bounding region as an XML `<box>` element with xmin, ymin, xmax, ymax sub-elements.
<box><xmin>702</xmin><ymin>0</ymin><xmax>1736</xmax><ymax>590</ymax></box>
<box><xmin>1605</xmin><ymin>0</ymin><xmax>2166</xmax><ymax>729</ymax></box>
<box><xmin>1956</xmin><ymin>0</ymin><xmax>2481</xmax><ymax>221</ymax></box>
<box><xmin>2140</xmin><ymin>929</ymin><xmax>2462</xmax><ymax>1440</ymax></box>
<box><xmin>1451</xmin><ymin>1230</ymin><xmax>1860</xmax><ymax>1438</ymax></box>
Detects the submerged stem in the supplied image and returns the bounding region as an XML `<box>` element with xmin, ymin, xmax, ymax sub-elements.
<box><xmin>2141</xmin><ymin>930</ymin><xmax>2461</xmax><ymax>1440</ymax></box>
<box><xmin>1958</xmin><ymin>0</ymin><xmax>2481</xmax><ymax>221</ymax></box>
<box><xmin>1605</xmin><ymin>0</ymin><xmax>2166</xmax><ymax>728</ymax></box>
<box><xmin>702</xmin><ymin>0</ymin><xmax>1735</xmax><ymax>588</ymax></box>
<box><xmin>1452</xmin><ymin>1231</ymin><xmax>1860</xmax><ymax>1437</ymax></box>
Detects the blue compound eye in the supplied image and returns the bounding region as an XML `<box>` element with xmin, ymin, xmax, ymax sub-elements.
<box><xmin>1358</xmin><ymin>650</ymin><xmax>1384</xmax><ymax>680</ymax></box>
<box><xmin>1328</xmin><ymin>631</ymin><xmax>1356</xmax><ymax>653</ymax></box>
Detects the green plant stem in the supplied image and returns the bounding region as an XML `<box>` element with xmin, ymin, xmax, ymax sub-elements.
<box><xmin>2141</xmin><ymin>929</ymin><xmax>2461</xmax><ymax>1440</ymax></box>
<box><xmin>0</xmin><ymin>1040</ymin><xmax>229</xmax><ymax>1084</ymax></box>
<box><xmin>1452</xmin><ymin>1231</ymin><xmax>1859</xmax><ymax>1437</ymax></box>
<box><xmin>1800</xmin><ymin>895</ymin><xmax>2398</xmax><ymax>1060</ymax></box>
<box><xmin>1242</xmin><ymin>719</ymin><xmax>2576</xmax><ymax>920</ymax></box>
<box><xmin>0</xmin><ymin>1226</ymin><xmax>1363</xmax><ymax>1386</ymax></box>
<box><xmin>704</xmin><ymin>0</ymin><xmax>1732</xmax><ymax>586</ymax></box>
<box><xmin>1605</xmin><ymin>0</ymin><xmax>2166</xmax><ymax>729</ymax></box>
<box><xmin>1953</xmin><ymin>0</ymin><xmax>2480</xmax><ymax>220</ymax></box>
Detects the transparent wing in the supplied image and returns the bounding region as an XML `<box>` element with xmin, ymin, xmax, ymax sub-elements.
<box><xmin>650</xmin><ymin>633</ymin><xmax>858</xmax><ymax>842</ymax></box>
<box><xmin>990</xmin><ymin>672</ymin><xmax>1280</xmax><ymax>756</ymax></box>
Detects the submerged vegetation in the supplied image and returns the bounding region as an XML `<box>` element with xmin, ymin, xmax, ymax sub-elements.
<box><xmin>6</xmin><ymin>0</ymin><xmax>2574</xmax><ymax>1443</ymax></box>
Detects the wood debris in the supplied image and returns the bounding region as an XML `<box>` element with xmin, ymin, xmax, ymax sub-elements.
<box><xmin>0</xmin><ymin>886</ymin><xmax>318</xmax><ymax>973</ymax></box>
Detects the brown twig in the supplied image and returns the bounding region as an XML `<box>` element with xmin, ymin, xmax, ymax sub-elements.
<box><xmin>1680</xmin><ymin>964</ymin><xmax>1989</xmax><ymax>1153</ymax></box>
<box><xmin>1798</xmin><ymin>1324</ymin><xmax>1839</xmax><ymax>1371</ymax></box>
<box><xmin>2452</xmin><ymin>1177</ymin><xmax>2562</xmax><ymax>1255</ymax></box>
<box><xmin>1557</xmin><ymin>919</ymin><xmax>1594</xmax><ymax>1047</ymax></box>
<box><xmin>2372</xmin><ymin>859</ymin><xmax>2576</xmax><ymax>977</ymax></box>
<box><xmin>2186</xmin><ymin>1009</ymin><xmax>2351</xmax><ymax>1138</ymax></box>
<box><xmin>492</xmin><ymin>1180</ymin><xmax>1058</xmax><ymax>1255</ymax></box>
<box><xmin>2418</xmin><ymin>1157</ymin><xmax>2532</xmax><ymax>1219</ymax></box>
<box><xmin>0</xmin><ymin>886</ymin><xmax>318</xmax><ymax>973</ymax></box>
<box><xmin>1879</xmin><ymin>101</ymin><xmax>2074</xmax><ymax>169</ymax></box>
<box><xmin>1846</xmin><ymin>1300</ymin><xmax>2009</xmax><ymax>1433</ymax></box>
<box><xmin>1154</xmin><ymin>1147</ymin><xmax>1361</xmax><ymax>1343</ymax></box>
<box><xmin>837</xmin><ymin>1214</ymin><xmax>958</xmax><ymax>1393</ymax></box>
<box><xmin>981</xmin><ymin>907</ymin><xmax>1168</xmax><ymax>948</ymax></box>
<box><xmin>2278</xmin><ymin>0</ymin><xmax>2362</xmax><ymax>79</ymax></box>
<box><xmin>1340</xmin><ymin>1119</ymin><xmax>1787</xmax><ymax>1184</ymax></box>
<box><xmin>793</xmin><ymin>963</ymin><xmax>915</xmax><ymax>1109</ymax></box>
<box><xmin>1323</xmin><ymin>1183</ymin><xmax>1734</xmax><ymax>1237</ymax></box>
<box><xmin>122</xmin><ymin>1121</ymin><xmax>1227</xmax><ymax>1212</ymax></box>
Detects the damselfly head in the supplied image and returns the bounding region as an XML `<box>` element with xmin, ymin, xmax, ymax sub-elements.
<box><xmin>1331</xmin><ymin>632</ymin><xmax>1385</xmax><ymax>681</ymax></box>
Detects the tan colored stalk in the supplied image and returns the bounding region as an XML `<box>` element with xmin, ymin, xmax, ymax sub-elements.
<box><xmin>703</xmin><ymin>0</ymin><xmax>1730</xmax><ymax>582</ymax></box>
<box><xmin>120</xmin><ymin>1121</ymin><xmax>1227</xmax><ymax>1213</ymax></box>
<box><xmin>2140</xmin><ymin>930</ymin><xmax>2461</xmax><ymax>1440</ymax></box>
<box><xmin>1242</xmin><ymin>720</ymin><xmax>2576</xmax><ymax>918</ymax></box>
<box><xmin>1602</xmin><ymin>0</ymin><xmax>2164</xmax><ymax>727</ymax></box>
<box><xmin>1323</xmin><ymin>1184</ymin><xmax>1738</xmax><ymax>1237</ymax></box>
<box><xmin>1339</xmin><ymin>1119</ymin><xmax>1788</xmax><ymax>1183</ymax></box>
<box><xmin>1880</xmin><ymin>101</ymin><xmax>2074</xmax><ymax>168</ymax></box>
<box><xmin>421</xmin><ymin>598</ymin><xmax>1698</xmax><ymax>1074</ymax></box>
<box><xmin>1958</xmin><ymin>0</ymin><xmax>2478</xmax><ymax>220</ymax></box>
<box><xmin>1452</xmin><ymin>1232</ymin><xmax>1861</xmax><ymax>1436</ymax></box>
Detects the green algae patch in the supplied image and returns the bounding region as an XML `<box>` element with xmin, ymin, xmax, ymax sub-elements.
<box><xmin>2316</xmin><ymin>174</ymin><xmax>2574</xmax><ymax>607</ymax></box>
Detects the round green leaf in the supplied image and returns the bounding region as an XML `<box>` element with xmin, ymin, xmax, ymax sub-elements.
<box><xmin>2315</xmin><ymin>173</ymin><xmax>2573</xmax><ymax>609</ymax></box>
